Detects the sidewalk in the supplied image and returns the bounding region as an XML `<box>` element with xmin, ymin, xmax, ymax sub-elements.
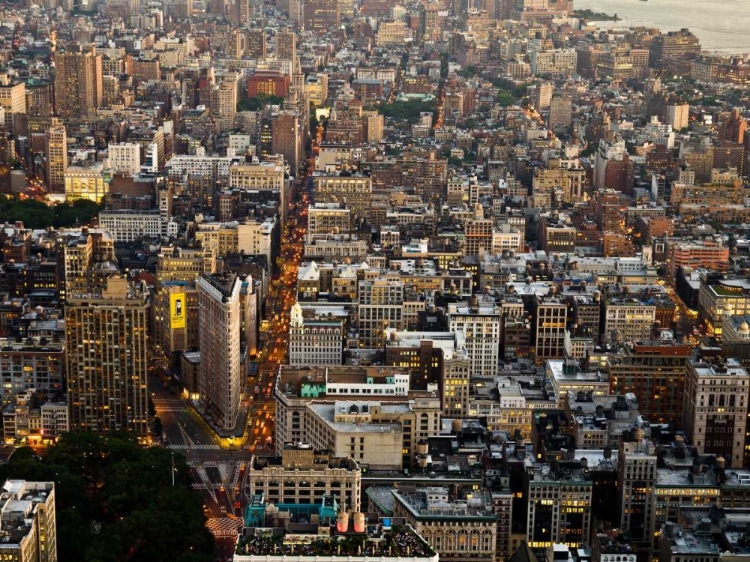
<box><xmin>187</xmin><ymin>397</ymin><xmax>250</xmax><ymax>450</ymax></box>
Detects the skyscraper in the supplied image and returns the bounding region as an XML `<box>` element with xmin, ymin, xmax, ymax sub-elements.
<box><xmin>618</xmin><ymin>438</ymin><xmax>657</xmax><ymax>552</ymax></box>
<box><xmin>0</xmin><ymin>74</ymin><xmax>26</xmax><ymax>129</ymax></box>
<box><xmin>46</xmin><ymin>118</ymin><xmax>67</xmax><ymax>195</ymax></box>
<box><xmin>65</xmin><ymin>277</ymin><xmax>149</xmax><ymax>436</ymax></box>
<box><xmin>275</xmin><ymin>29</ymin><xmax>297</xmax><ymax>62</ymax></box>
<box><xmin>246</xmin><ymin>28</ymin><xmax>267</xmax><ymax>59</ymax></box>
<box><xmin>272</xmin><ymin>111</ymin><xmax>302</xmax><ymax>175</ymax></box>
<box><xmin>197</xmin><ymin>273</ymin><xmax>242</xmax><ymax>431</ymax></box>
<box><xmin>303</xmin><ymin>0</ymin><xmax>340</xmax><ymax>32</ymax></box>
<box><xmin>211</xmin><ymin>80</ymin><xmax>237</xmax><ymax>133</ymax></box>
<box><xmin>54</xmin><ymin>46</ymin><xmax>103</xmax><ymax>119</ymax></box>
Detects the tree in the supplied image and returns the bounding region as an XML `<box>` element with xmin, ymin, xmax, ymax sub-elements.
<box><xmin>497</xmin><ymin>90</ymin><xmax>515</xmax><ymax>107</ymax></box>
<box><xmin>0</xmin><ymin>196</ymin><xmax>102</xmax><ymax>229</ymax></box>
<box><xmin>0</xmin><ymin>433</ymin><xmax>214</xmax><ymax>562</ymax></box>
<box><xmin>440</xmin><ymin>55</ymin><xmax>449</xmax><ymax>79</ymax></box>
<box><xmin>237</xmin><ymin>94</ymin><xmax>284</xmax><ymax>112</ymax></box>
<box><xmin>378</xmin><ymin>99</ymin><xmax>436</xmax><ymax>123</ymax></box>
<box><xmin>152</xmin><ymin>416</ymin><xmax>163</xmax><ymax>437</ymax></box>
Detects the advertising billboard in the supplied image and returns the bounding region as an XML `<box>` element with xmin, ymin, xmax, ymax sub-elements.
<box><xmin>170</xmin><ymin>293</ymin><xmax>186</xmax><ymax>329</ymax></box>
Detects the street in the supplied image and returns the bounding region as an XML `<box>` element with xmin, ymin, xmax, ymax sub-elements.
<box><xmin>149</xmin><ymin>148</ymin><xmax>314</xmax><ymax>561</ymax></box>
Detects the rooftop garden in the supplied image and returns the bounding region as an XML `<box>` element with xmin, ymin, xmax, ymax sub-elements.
<box><xmin>236</xmin><ymin>525</ymin><xmax>435</xmax><ymax>558</ymax></box>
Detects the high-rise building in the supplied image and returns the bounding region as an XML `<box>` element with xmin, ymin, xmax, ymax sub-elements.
<box><xmin>197</xmin><ymin>273</ymin><xmax>242</xmax><ymax>431</ymax></box>
<box><xmin>54</xmin><ymin>46</ymin><xmax>103</xmax><ymax>120</ymax></box>
<box><xmin>272</xmin><ymin>111</ymin><xmax>302</xmax><ymax>175</ymax></box>
<box><xmin>108</xmin><ymin>142</ymin><xmax>142</xmax><ymax>175</ymax></box>
<box><xmin>0</xmin><ymin>480</ymin><xmax>57</xmax><ymax>562</ymax></box>
<box><xmin>665</xmin><ymin>103</ymin><xmax>689</xmax><ymax>130</ymax></box>
<box><xmin>225</xmin><ymin>28</ymin><xmax>245</xmax><ymax>59</ymax></box>
<box><xmin>46</xmin><ymin>119</ymin><xmax>68</xmax><ymax>195</ymax></box>
<box><xmin>718</xmin><ymin>109</ymin><xmax>747</xmax><ymax>144</ymax></box>
<box><xmin>0</xmin><ymin>336</ymin><xmax>65</xmax><ymax>407</ymax></box>
<box><xmin>447</xmin><ymin>297</ymin><xmax>502</xmax><ymax>376</ymax></box>
<box><xmin>618</xmin><ymin>439</ymin><xmax>657</xmax><ymax>552</ymax></box>
<box><xmin>526</xmin><ymin>463</ymin><xmax>593</xmax><ymax>549</ymax></box>
<box><xmin>384</xmin><ymin>329</ymin><xmax>471</xmax><ymax>415</ymax></box>
<box><xmin>246</xmin><ymin>29</ymin><xmax>266</xmax><ymax>59</ymax></box>
<box><xmin>211</xmin><ymin>80</ymin><xmax>237</xmax><ymax>133</ymax></box>
<box><xmin>156</xmin><ymin>246</ymin><xmax>216</xmax><ymax>289</ymax></box>
<box><xmin>363</xmin><ymin>111</ymin><xmax>383</xmax><ymax>142</ymax></box>
<box><xmin>683</xmin><ymin>358</ymin><xmax>749</xmax><ymax>468</ymax></box>
<box><xmin>466</xmin><ymin>216</ymin><xmax>494</xmax><ymax>258</ymax></box>
<box><xmin>303</xmin><ymin>0</ymin><xmax>340</xmax><ymax>32</ymax></box>
<box><xmin>289</xmin><ymin>302</ymin><xmax>343</xmax><ymax>366</ymax></box>
<box><xmin>358</xmin><ymin>277</ymin><xmax>405</xmax><ymax>348</ymax></box>
<box><xmin>392</xmin><ymin>488</ymin><xmax>498</xmax><ymax>562</ymax></box>
<box><xmin>532</xmin><ymin>298</ymin><xmax>568</xmax><ymax>362</ymax></box>
<box><xmin>60</xmin><ymin>228</ymin><xmax>116</xmax><ymax>301</ymax></box>
<box><xmin>307</xmin><ymin>203</ymin><xmax>351</xmax><ymax>241</ymax></box>
<box><xmin>0</xmin><ymin>74</ymin><xmax>26</xmax><ymax>129</ymax></box>
<box><xmin>548</xmin><ymin>96</ymin><xmax>573</xmax><ymax>128</ymax></box>
<box><xmin>607</xmin><ymin>338</ymin><xmax>693</xmax><ymax>424</ymax></box>
<box><xmin>648</xmin><ymin>29</ymin><xmax>701</xmax><ymax>70</ymax></box>
<box><xmin>275</xmin><ymin>29</ymin><xmax>297</xmax><ymax>61</ymax></box>
<box><xmin>65</xmin><ymin>278</ymin><xmax>149</xmax><ymax>436</ymax></box>
<box><xmin>313</xmin><ymin>173</ymin><xmax>372</xmax><ymax>219</ymax></box>
<box><xmin>247</xmin><ymin>446</ymin><xmax>362</xmax><ymax>510</ymax></box>
<box><xmin>602</xmin><ymin>296</ymin><xmax>657</xmax><ymax>344</ymax></box>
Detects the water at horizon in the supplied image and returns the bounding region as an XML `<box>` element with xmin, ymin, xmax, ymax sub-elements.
<box><xmin>574</xmin><ymin>0</ymin><xmax>750</xmax><ymax>53</ymax></box>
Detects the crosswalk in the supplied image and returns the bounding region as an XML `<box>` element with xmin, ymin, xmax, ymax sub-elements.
<box><xmin>206</xmin><ymin>518</ymin><xmax>242</xmax><ymax>537</ymax></box>
<box><xmin>167</xmin><ymin>444</ymin><xmax>221</xmax><ymax>451</ymax></box>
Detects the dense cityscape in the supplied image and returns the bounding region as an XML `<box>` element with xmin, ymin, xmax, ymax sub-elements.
<box><xmin>0</xmin><ymin>0</ymin><xmax>747</xmax><ymax>560</ymax></box>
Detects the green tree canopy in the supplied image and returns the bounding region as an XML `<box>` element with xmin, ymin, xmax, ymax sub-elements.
<box><xmin>237</xmin><ymin>94</ymin><xmax>284</xmax><ymax>112</ymax></box>
<box><xmin>377</xmin><ymin>99</ymin><xmax>435</xmax><ymax>124</ymax></box>
<box><xmin>0</xmin><ymin>196</ymin><xmax>102</xmax><ymax>229</ymax></box>
<box><xmin>0</xmin><ymin>433</ymin><xmax>214</xmax><ymax>562</ymax></box>
<box><xmin>497</xmin><ymin>90</ymin><xmax>515</xmax><ymax>107</ymax></box>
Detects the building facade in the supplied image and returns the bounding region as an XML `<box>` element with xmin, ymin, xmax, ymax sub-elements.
<box><xmin>65</xmin><ymin>279</ymin><xmax>149</xmax><ymax>436</ymax></box>
<box><xmin>197</xmin><ymin>273</ymin><xmax>242</xmax><ymax>431</ymax></box>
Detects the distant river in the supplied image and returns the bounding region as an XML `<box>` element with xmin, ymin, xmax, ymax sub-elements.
<box><xmin>574</xmin><ymin>0</ymin><xmax>750</xmax><ymax>53</ymax></box>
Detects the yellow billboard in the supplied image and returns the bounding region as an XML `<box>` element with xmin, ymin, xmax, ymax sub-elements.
<box><xmin>170</xmin><ymin>293</ymin><xmax>186</xmax><ymax>329</ymax></box>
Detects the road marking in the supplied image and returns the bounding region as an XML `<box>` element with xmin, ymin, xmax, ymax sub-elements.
<box><xmin>206</xmin><ymin>518</ymin><xmax>242</xmax><ymax>537</ymax></box>
<box><xmin>168</xmin><ymin>444</ymin><xmax>222</xmax><ymax>450</ymax></box>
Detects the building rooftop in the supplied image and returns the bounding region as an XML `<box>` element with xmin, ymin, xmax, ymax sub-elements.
<box><xmin>236</xmin><ymin>523</ymin><xmax>436</xmax><ymax>560</ymax></box>
<box><xmin>0</xmin><ymin>480</ymin><xmax>54</xmax><ymax>547</ymax></box>
<box><xmin>392</xmin><ymin>488</ymin><xmax>496</xmax><ymax>521</ymax></box>
<box><xmin>661</xmin><ymin>523</ymin><xmax>720</xmax><ymax>556</ymax></box>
